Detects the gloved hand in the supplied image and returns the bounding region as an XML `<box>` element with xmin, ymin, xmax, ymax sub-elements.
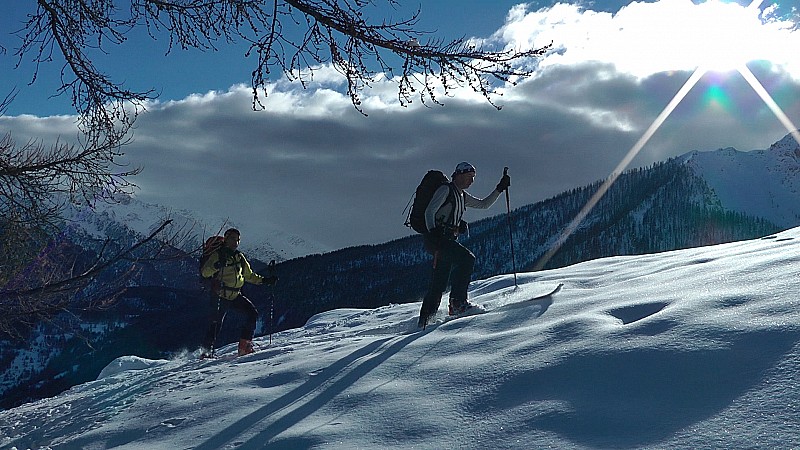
<box><xmin>496</xmin><ymin>173</ymin><xmax>511</xmax><ymax>192</ymax></box>
<box><xmin>261</xmin><ymin>275</ymin><xmax>279</xmax><ymax>286</ymax></box>
<box><xmin>213</xmin><ymin>260</ymin><xmax>226</xmax><ymax>270</ymax></box>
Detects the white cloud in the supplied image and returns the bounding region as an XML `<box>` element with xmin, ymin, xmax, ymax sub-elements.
<box><xmin>497</xmin><ymin>1</ymin><xmax>800</xmax><ymax>78</ymax></box>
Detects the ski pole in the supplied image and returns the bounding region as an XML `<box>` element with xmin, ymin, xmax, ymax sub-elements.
<box><xmin>503</xmin><ymin>167</ymin><xmax>518</xmax><ymax>287</ymax></box>
<box><xmin>210</xmin><ymin>297</ymin><xmax>222</xmax><ymax>357</ymax></box>
<box><xmin>268</xmin><ymin>260</ymin><xmax>276</xmax><ymax>346</ymax></box>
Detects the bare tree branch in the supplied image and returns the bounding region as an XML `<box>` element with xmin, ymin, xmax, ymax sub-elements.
<box><xmin>4</xmin><ymin>219</ymin><xmax>173</xmax><ymax>299</ymax></box>
<box><xmin>0</xmin><ymin>219</ymin><xmax>177</xmax><ymax>338</ymax></box>
<box><xmin>0</xmin><ymin>131</ymin><xmax>140</xmax><ymax>230</ymax></box>
<box><xmin>268</xmin><ymin>0</ymin><xmax>550</xmax><ymax>113</ymax></box>
<box><xmin>13</xmin><ymin>0</ymin><xmax>550</xmax><ymax>120</ymax></box>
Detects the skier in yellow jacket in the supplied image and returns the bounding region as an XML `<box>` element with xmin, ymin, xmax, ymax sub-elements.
<box><xmin>200</xmin><ymin>228</ymin><xmax>276</xmax><ymax>357</ymax></box>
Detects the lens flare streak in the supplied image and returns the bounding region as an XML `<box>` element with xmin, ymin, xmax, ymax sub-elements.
<box><xmin>737</xmin><ymin>64</ymin><xmax>800</xmax><ymax>145</ymax></box>
<box><xmin>533</xmin><ymin>67</ymin><xmax>707</xmax><ymax>270</ymax></box>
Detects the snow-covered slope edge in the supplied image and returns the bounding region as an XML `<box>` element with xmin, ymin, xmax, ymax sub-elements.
<box><xmin>3</xmin><ymin>227</ymin><xmax>800</xmax><ymax>449</ymax></box>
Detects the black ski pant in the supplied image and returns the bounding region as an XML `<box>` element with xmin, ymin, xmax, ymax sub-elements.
<box><xmin>419</xmin><ymin>235</ymin><xmax>475</xmax><ymax>321</ymax></box>
<box><xmin>202</xmin><ymin>293</ymin><xmax>259</xmax><ymax>350</ymax></box>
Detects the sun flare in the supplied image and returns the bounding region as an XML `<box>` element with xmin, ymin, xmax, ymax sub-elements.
<box><xmin>534</xmin><ymin>0</ymin><xmax>800</xmax><ymax>270</ymax></box>
<box><xmin>688</xmin><ymin>0</ymin><xmax>764</xmax><ymax>74</ymax></box>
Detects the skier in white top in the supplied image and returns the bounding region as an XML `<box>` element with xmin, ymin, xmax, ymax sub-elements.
<box><xmin>418</xmin><ymin>162</ymin><xmax>510</xmax><ymax>327</ymax></box>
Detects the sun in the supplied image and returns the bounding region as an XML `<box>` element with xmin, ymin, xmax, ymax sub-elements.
<box><xmin>605</xmin><ymin>0</ymin><xmax>771</xmax><ymax>79</ymax></box>
<box><xmin>684</xmin><ymin>0</ymin><xmax>764</xmax><ymax>74</ymax></box>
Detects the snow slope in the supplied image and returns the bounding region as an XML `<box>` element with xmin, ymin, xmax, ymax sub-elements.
<box><xmin>3</xmin><ymin>227</ymin><xmax>800</xmax><ymax>449</ymax></box>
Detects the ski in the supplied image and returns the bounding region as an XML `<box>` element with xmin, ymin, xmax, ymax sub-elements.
<box><xmin>446</xmin><ymin>304</ymin><xmax>487</xmax><ymax>319</ymax></box>
<box><xmin>197</xmin><ymin>348</ymin><xmax>261</xmax><ymax>362</ymax></box>
<box><xmin>522</xmin><ymin>283</ymin><xmax>563</xmax><ymax>302</ymax></box>
<box><xmin>414</xmin><ymin>283</ymin><xmax>564</xmax><ymax>331</ymax></box>
<box><xmin>198</xmin><ymin>352</ymin><xmax>258</xmax><ymax>362</ymax></box>
<box><xmin>447</xmin><ymin>283</ymin><xmax>563</xmax><ymax>319</ymax></box>
<box><xmin>198</xmin><ymin>353</ymin><xmax>236</xmax><ymax>362</ymax></box>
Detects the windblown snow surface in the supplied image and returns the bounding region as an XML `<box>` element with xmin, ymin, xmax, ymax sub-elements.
<box><xmin>3</xmin><ymin>227</ymin><xmax>800</xmax><ymax>449</ymax></box>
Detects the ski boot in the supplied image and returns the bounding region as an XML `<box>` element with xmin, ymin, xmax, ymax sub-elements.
<box><xmin>448</xmin><ymin>298</ymin><xmax>477</xmax><ymax>315</ymax></box>
<box><xmin>238</xmin><ymin>339</ymin><xmax>255</xmax><ymax>356</ymax></box>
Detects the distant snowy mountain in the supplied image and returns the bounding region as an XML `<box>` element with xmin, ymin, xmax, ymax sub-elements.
<box><xmin>684</xmin><ymin>132</ymin><xmax>800</xmax><ymax>227</ymax></box>
<box><xmin>61</xmin><ymin>194</ymin><xmax>328</xmax><ymax>262</ymax></box>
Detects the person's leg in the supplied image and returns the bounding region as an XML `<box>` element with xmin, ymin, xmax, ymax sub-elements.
<box><xmin>441</xmin><ymin>240</ymin><xmax>475</xmax><ymax>311</ymax></box>
<box><xmin>418</xmin><ymin>236</ymin><xmax>454</xmax><ymax>327</ymax></box>
<box><xmin>418</xmin><ymin>262</ymin><xmax>452</xmax><ymax>326</ymax></box>
<box><xmin>230</xmin><ymin>294</ymin><xmax>259</xmax><ymax>341</ymax></box>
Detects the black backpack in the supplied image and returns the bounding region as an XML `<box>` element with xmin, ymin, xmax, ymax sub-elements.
<box><xmin>405</xmin><ymin>170</ymin><xmax>452</xmax><ymax>233</ymax></box>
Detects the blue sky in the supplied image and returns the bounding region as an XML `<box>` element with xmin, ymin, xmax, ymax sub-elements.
<box><xmin>2</xmin><ymin>1</ymin><xmax>800</xmax><ymax>252</ymax></box>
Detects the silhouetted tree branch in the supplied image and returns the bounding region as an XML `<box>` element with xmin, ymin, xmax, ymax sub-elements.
<box><xmin>0</xmin><ymin>220</ymin><xmax>176</xmax><ymax>338</ymax></box>
<box><xmin>0</xmin><ymin>131</ymin><xmax>140</xmax><ymax>228</ymax></box>
<box><xmin>14</xmin><ymin>0</ymin><xmax>550</xmax><ymax>120</ymax></box>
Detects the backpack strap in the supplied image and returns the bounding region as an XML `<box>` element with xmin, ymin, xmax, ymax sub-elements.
<box><xmin>436</xmin><ymin>182</ymin><xmax>460</xmax><ymax>230</ymax></box>
<box><xmin>214</xmin><ymin>248</ymin><xmax>244</xmax><ymax>286</ymax></box>
<box><xmin>218</xmin><ymin>248</ymin><xmax>243</xmax><ymax>267</ymax></box>
<box><xmin>445</xmin><ymin>182</ymin><xmax>457</xmax><ymax>226</ymax></box>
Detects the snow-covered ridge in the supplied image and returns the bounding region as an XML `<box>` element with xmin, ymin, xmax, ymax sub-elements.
<box><xmin>682</xmin><ymin>132</ymin><xmax>800</xmax><ymax>227</ymax></box>
<box><xmin>3</xmin><ymin>225</ymin><xmax>800</xmax><ymax>449</ymax></box>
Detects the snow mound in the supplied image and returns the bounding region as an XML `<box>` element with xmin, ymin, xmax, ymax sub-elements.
<box><xmin>97</xmin><ymin>356</ymin><xmax>170</xmax><ymax>380</ymax></box>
